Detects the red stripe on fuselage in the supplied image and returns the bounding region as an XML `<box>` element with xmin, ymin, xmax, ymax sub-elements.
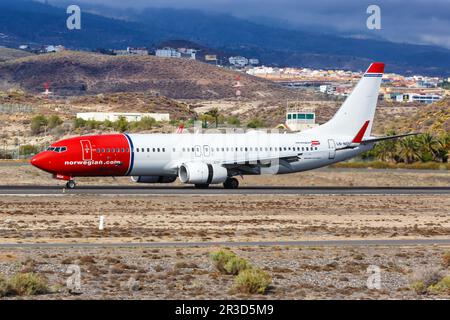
<box><xmin>31</xmin><ymin>134</ymin><xmax>131</xmax><ymax>177</ymax></box>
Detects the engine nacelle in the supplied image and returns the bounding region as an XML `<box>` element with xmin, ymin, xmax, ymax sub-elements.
<box><xmin>131</xmin><ymin>176</ymin><xmax>177</xmax><ymax>183</ymax></box>
<box><xmin>178</xmin><ymin>162</ymin><xmax>228</xmax><ymax>184</ymax></box>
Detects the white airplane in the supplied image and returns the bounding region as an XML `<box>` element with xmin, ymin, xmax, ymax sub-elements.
<box><xmin>31</xmin><ymin>62</ymin><xmax>416</xmax><ymax>189</ymax></box>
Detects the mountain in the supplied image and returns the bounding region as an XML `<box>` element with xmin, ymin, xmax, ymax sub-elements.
<box><xmin>1</xmin><ymin>0</ymin><xmax>450</xmax><ymax>76</ymax></box>
<box><xmin>0</xmin><ymin>50</ymin><xmax>290</xmax><ymax>99</ymax></box>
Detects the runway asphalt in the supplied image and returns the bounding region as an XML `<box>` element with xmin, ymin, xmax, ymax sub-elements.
<box><xmin>0</xmin><ymin>185</ymin><xmax>449</xmax><ymax>195</ymax></box>
<box><xmin>1</xmin><ymin>239</ymin><xmax>450</xmax><ymax>248</ymax></box>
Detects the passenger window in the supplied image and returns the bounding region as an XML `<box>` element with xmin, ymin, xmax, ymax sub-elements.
<box><xmin>157</xmin><ymin>148</ymin><xmax>160</xmax><ymax>152</ymax></box>
<box><xmin>126</xmin><ymin>148</ymin><xmax>129</xmax><ymax>152</ymax></box>
<box><xmin>122</xmin><ymin>148</ymin><xmax>125</xmax><ymax>152</ymax></box>
<box><xmin>162</xmin><ymin>148</ymin><xmax>165</xmax><ymax>152</ymax></box>
<box><xmin>107</xmin><ymin>148</ymin><xmax>110</xmax><ymax>153</ymax></box>
<box><xmin>97</xmin><ymin>148</ymin><xmax>100</xmax><ymax>153</ymax></box>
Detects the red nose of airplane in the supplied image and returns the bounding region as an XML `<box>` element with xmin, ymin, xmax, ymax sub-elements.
<box><xmin>30</xmin><ymin>152</ymin><xmax>53</xmax><ymax>173</ymax></box>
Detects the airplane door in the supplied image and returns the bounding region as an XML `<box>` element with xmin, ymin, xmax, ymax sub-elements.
<box><xmin>328</xmin><ymin>139</ymin><xmax>336</xmax><ymax>159</ymax></box>
<box><xmin>194</xmin><ymin>145</ymin><xmax>202</xmax><ymax>158</ymax></box>
<box><xmin>203</xmin><ymin>145</ymin><xmax>210</xmax><ymax>158</ymax></box>
<box><xmin>80</xmin><ymin>140</ymin><xmax>93</xmax><ymax>161</ymax></box>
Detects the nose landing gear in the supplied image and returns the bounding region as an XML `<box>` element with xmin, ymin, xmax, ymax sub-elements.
<box><xmin>65</xmin><ymin>180</ymin><xmax>76</xmax><ymax>189</ymax></box>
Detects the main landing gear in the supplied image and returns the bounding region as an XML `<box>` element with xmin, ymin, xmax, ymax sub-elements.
<box><xmin>223</xmin><ymin>177</ymin><xmax>239</xmax><ymax>189</ymax></box>
<box><xmin>65</xmin><ymin>180</ymin><xmax>76</xmax><ymax>189</ymax></box>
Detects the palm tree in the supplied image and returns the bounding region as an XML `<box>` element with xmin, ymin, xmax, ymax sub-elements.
<box><xmin>416</xmin><ymin>133</ymin><xmax>439</xmax><ymax>162</ymax></box>
<box><xmin>399</xmin><ymin>136</ymin><xmax>419</xmax><ymax>164</ymax></box>
<box><xmin>436</xmin><ymin>133</ymin><xmax>450</xmax><ymax>163</ymax></box>
<box><xmin>206</xmin><ymin>108</ymin><xmax>220</xmax><ymax>128</ymax></box>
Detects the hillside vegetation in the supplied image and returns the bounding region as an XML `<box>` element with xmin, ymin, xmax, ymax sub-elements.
<box><xmin>0</xmin><ymin>48</ymin><xmax>34</xmax><ymax>63</ymax></box>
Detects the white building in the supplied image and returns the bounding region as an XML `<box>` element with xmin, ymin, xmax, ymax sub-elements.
<box><xmin>155</xmin><ymin>47</ymin><xmax>196</xmax><ymax>59</ymax></box>
<box><xmin>229</xmin><ymin>56</ymin><xmax>249</xmax><ymax>67</ymax></box>
<box><xmin>77</xmin><ymin>112</ymin><xmax>170</xmax><ymax>122</ymax></box>
<box><xmin>114</xmin><ymin>47</ymin><xmax>148</xmax><ymax>56</ymax></box>
<box><xmin>394</xmin><ymin>93</ymin><xmax>442</xmax><ymax>104</ymax></box>
<box><xmin>246</xmin><ymin>66</ymin><xmax>274</xmax><ymax>76</ymax></box>
<box><xmin>249</xmin><ymin>58</ymin><xmax>259</xmax><ymax>65</ymax></box>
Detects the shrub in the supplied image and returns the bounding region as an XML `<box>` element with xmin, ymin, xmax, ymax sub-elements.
<box><xmin>246</xmin><ymin>118</ymin><xmax>266</xmax><ymax>128</ymax></box>
<box><xmin>19</xmin><ymin>144</ymin><xmax>40</xmax><ymax>156</ymax></box>
<box><xmin>48</xmin><ymin>115</ymin><xmax>63</xmax><ymax>129</ymax></box>
<box><xmin>9</xmin><ymin>273</ymin><xmax>48</xmax><ymax>296</ymax></box>
<box><xmin>209</xmin><ymin>250</ymin><xmax>238</xmax><ymax>274</ymax></box>
<box><xmin>0</xmin><ymin>275</ymin><xmax>13</xmax><ymax>297</ymax></box>
<box><xmin>428</xmin><ymin>276</ymin><xmax>450</xmax><ymax>295</ymax></box>
<box><xmin>30</xmin><ymin>115</ymin><xmax>48</xmax><ymax>135</ymax></box>
<box><xmin>233</xmin><ymin>268</ymin><xmax>272</xmax><ymax>294</ymax></box>
<box><xmin>442</xmin><ymin>252</ymin><xmax>450</xmax><ymax>268</ymax></box>
<box><xmin>409</xmin><ymin>268</ymin><xmax>444</xmax><ymax>294</ymax></box>
<box><xmin>224</xmin><ymin>256</ymin><xmax>251</xmax><ymax>275</ymax></box>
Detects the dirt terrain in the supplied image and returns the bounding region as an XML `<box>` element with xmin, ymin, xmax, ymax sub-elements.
<box><xmin>0</xmin><ymin>245</ymin><xmax>449</xmax><ymax>299</ymax></box>
<box><xmin>0</xmin><ymin>193</ymin><xmax>449</xmax><ymax>244</ymax></box>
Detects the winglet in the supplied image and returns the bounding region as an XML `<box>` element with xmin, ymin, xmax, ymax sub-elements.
<box><xmin>352</xmin><ymin>121</ymin><xmax>370</xmax><ymax>143</ymax></box>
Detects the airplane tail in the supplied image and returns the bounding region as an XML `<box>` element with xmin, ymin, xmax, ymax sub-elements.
<box><xmin>314</xmin><ymin>62</ymin><xmax>384</xmax><ymax>137</ymax></box>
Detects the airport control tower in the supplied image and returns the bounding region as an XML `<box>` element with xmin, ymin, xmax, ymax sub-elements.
<box><xmin>285</xmin><ymin>102</ymin><xmax>319</xmax><ymax>132</ymax></box>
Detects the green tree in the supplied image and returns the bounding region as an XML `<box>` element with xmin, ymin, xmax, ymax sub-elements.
<box><xmin>114</xmin><ymin>116</ymin><xmax>129</xmax><ymax>133</ymax></box>
<box><xmin>417</xmin><ymin>133</ymin><xmax>439</xmax><ymax>162</ymax></box>
<box><xmin>399</xmin><ymin>136</ymin><xmax>419</xmax><ymax>164</ymax></box>
<box><xmin>205</xmin><ymin>108</ymin><xmax>220</xmax><ymax>128</ymax></box>
<box><xmin>30</xmin><ymin>115</ymin><xmax>48</xmax><ymax>135</ymax></box>
<box><xmin>436</xmin><ymin>133</ymin><xmax>450</xmax><ymax>163</ymax></box>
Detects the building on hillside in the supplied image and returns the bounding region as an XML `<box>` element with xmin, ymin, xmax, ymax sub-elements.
<box><xmin>155</xmin><ymin>47</ymin><xmax>196</xmax><ymax>59</ymax></box>
<box><xmin>44</xmin><ymin>45</ymin><xmax>65</xmax><ymax>53</ymax></box>
<box><xmin>114</xmin><ymin>47</ymin><xmax>148</xmax><ymax>56</ymax></box>
<box><xmin>76</xmin><ymin>112</ymin><xmax>170</xmax><ymax>122</ymax></box>
<box><xmin>386</xmin><ymin>93</ymin><xmax>442</xmax><ymax>104</ymax></box>
<box><xmin>229</xmin><ymin>56</ymin><xmax>249</xmax><ymax>68</ymax></box>
<box><xmin>249</xmin><ymin>58</ymin><xmax>260</xmax><ymax>65</ymax></box>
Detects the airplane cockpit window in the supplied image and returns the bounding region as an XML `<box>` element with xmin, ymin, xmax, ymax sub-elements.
<box><xmin>47</xmin><ymin>146</ymin><xmax>67</xmax><ymax>152</ymax></box>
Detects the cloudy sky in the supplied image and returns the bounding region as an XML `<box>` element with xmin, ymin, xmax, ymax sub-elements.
<box><xmin>49</xmin><ymin>0</ymin><xmax>450</xmax><ymax>49</ymax></box>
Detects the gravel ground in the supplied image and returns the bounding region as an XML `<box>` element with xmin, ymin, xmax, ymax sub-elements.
<box><xmin>0</xmin><ymin>245</ymin><xmax>449</xmax><ymax>299</ymax></box>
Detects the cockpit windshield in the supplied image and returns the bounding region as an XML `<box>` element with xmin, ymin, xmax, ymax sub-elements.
<box><xmin>46</xmin><ymin>146</ymin><xmax>67</xmax><ymax>153</ymax></box>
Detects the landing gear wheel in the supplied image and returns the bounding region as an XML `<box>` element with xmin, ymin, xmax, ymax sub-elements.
<box><xmin>66</xmin><ymin>180</ymin><xmax>76</xmax><ymax>189</ymax></box>
<box><xmin>223</xmin><ymin>177</ymin><xmax>239</xmax><ymax>189</ymax></box>
<box><xmin>194</xmin><ymin>183</ymin><xmax>210</xmax><ymax>189</ymax></box>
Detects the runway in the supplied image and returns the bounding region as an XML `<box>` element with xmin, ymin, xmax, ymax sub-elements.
<box><xmin>0</xmin><ymin>185</ymin><xmax>449</xmax><ymax>195</ymax></box>
<box><xmin>1</xmin><ymin>238</ymin><xmax>450</xmax><ymax>248</ymax></box>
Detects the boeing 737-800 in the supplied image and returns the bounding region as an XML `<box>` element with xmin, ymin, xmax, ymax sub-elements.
<box><xmin>31</xmin><ymin>62</ymin><xmax>415</xmax><ymax>189</ymax></box>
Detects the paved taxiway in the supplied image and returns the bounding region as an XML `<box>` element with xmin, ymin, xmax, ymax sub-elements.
<box><xmin>1</xmin><ymin>239</ymin><xmax>450</xmax><ymax>248</ymax></box>
<box><xmin>0</xmin><ymin>185</ymin><xmax>449</xmax><ymax>195</ymax></box>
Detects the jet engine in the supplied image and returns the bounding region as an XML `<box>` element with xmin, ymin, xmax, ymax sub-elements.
<box><xmin>178</xmin><ymin>162</ymin><xmax>228</xmax><ymax>184</ymax></box>
<box><xmin>131</xmin><ymin>176</ymin><xmax>177</xmax><ymax>183</ymax></box>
